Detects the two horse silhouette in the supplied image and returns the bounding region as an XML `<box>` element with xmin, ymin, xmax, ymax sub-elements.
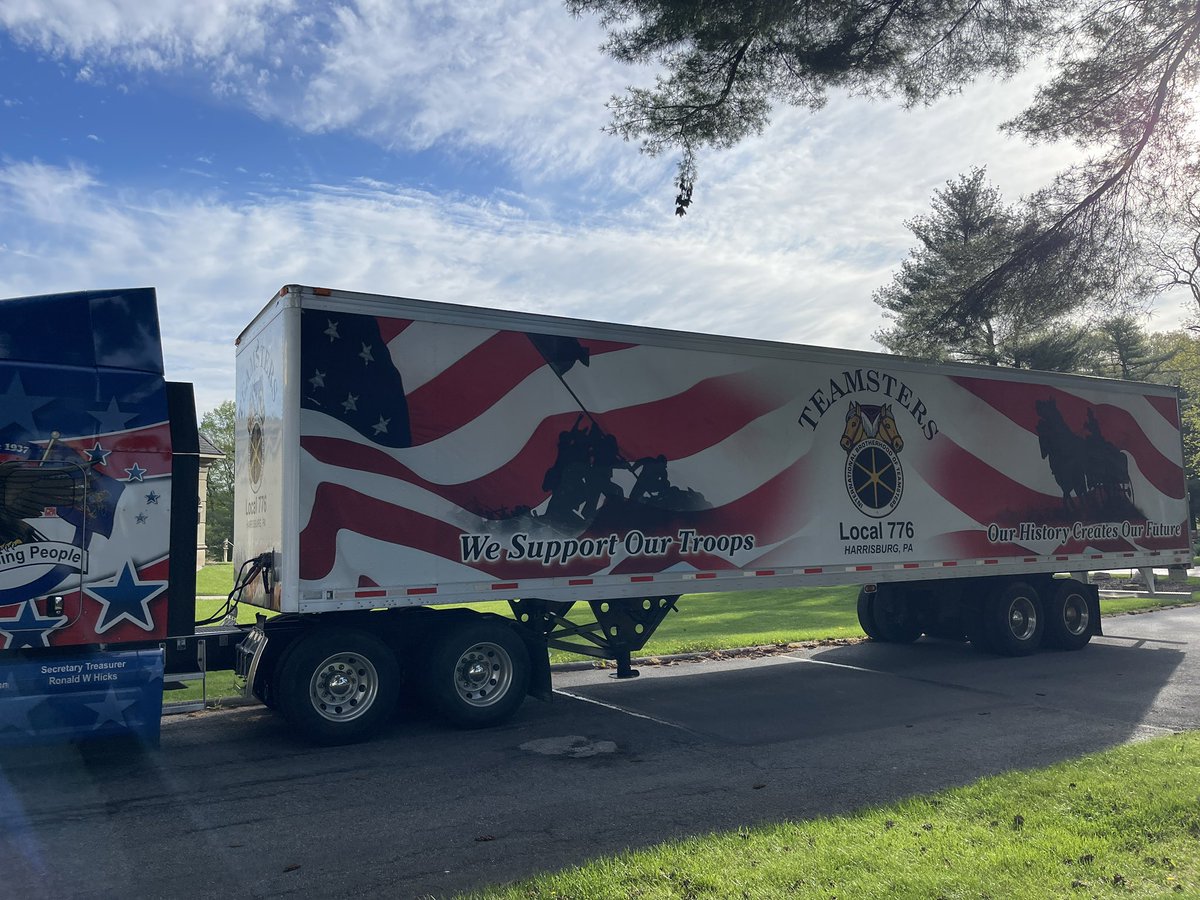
<box><xmin>1035</xmin><ymin>397</ymin><xmax>1132</xmax><ymax>512</ymax></box>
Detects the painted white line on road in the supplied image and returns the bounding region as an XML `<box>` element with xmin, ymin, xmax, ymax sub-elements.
<box><xmin>553</xmin><ymin>689</ymin><xmax>703</xmax><ymax>736</ymax></box>
<box><xmin>780</xmin><ymin>655</ymin><xmax>892</xmax><ymax>676</ymax></box>
<box><xmin>1099</xmin><ymin>634</ymin><xmax>1188</xmax><ymax>646</ymax></box>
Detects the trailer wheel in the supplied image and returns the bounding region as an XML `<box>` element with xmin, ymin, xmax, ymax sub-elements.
<box><xmin>856</xmin><ymin>588</ymin><xmax>881</xmax><ymax>640</ymax></box>
<box><xmin>870</xmin><ymin>585</ymin><xmax>921</xmax><ymax>644</ymax></box>
<box><xmin>278</xmin><ymin>628</ymin><xmax>400</xmax><ymax>745</ymax></box>
<box><xmin>1043</xmin><ymin>581</ymin><xmax>1092</xmax><ymax>651</ymax></box>
<box><xmin>424</xmin><ymin>619</ymin><xmax>529</xmax><ymax>728</ymax></box>
<box><xmin>985</xmin><ymin>581</ymin><xmax>1044</xmax><ymax>656</ymax></box>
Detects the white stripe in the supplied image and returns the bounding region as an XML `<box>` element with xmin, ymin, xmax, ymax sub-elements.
<box><xmin>386</xmin><ymin>320</ymin><xmax>497</xmax><ymax>393</ymax></box>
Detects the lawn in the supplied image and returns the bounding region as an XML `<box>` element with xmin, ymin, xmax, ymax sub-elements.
<box><xmin>195</xmin><ymin>562</ymin><xmax>236</xmax><ymax>597</ymax></box>
<box><xmin>466</xmin><ymin>732</ymin><xmax>1200</xmax><ymax>899</ymax></box>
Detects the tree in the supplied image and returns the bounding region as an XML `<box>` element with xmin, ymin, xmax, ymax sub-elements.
<box><xmin>1147</xmin><ymin>188</ymin><xmax>1200</xmax><ymax>327</ymax></box>
<box><xmin>873</xmin><ymin>168</ymin><xmax>1094</xmax><ymax>370</ymax></box>
<box><xmin>572</xmin><ymin>0</ymin><xmax>1200</xmax><ymax>308</ymax></box>
<box><xmin>200</xmin><ymin>400</ymin><xmax>235</xmax><ymax>561</ymax></box>
<box><xmin>569</xmin><ymin>0</ymin><xmax>1052</xmax><ymax>209</ymax></box>
<box><xmin>1145</xmin><ymin>331</ymin><xmax>1200</xmax><ymax>531</ymax></box>
<box><xmin>1080</xmin><ymin>312</ymin><xmax>1179</xmax><ymax>381</ymax></box>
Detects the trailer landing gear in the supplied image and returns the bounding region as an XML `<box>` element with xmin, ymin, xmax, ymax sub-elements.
<box><xmin>509</xmin><ymin>595</ymin><xmax>678</xmax><ymax>679</ymax></box>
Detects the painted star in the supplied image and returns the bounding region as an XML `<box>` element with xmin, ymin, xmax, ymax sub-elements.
<box><xmin>0</xmin><ymin>600</ymin><xmax>68</xmax><ymax>650</ymax></box>
<box><xmin>86</xmin><ymin>441</ymin><xmax>112</xmax><ymax>466</ymax></box>
<box><xmin>324</xmin><ymin>319</ymin><xmax>340</xmax><ymax>342</ymax></box>
<box><xmin>0</xmin><ymin>373</ymin><xmax>54</xmax><ymax>433</ymax></box>
<box><xmin>124</xmin><ymin>462</ymin><xmax>148</xmax><ymax>482</ymax></box>
<box><xmin>372</xmin><ymin>415</ymin><xmax>390</xmax><ymax>436</ymax></box>
<box><xmin>342</xmin><ymin>393</ymin><xmax>358</xmax><ymax>413</ymax></box>
<box><xmin>309</xmin><ymin>369</ymin><xmax>326</xmax><ymax>389</ymax></box>
<box><xmin>359</xmin><ymin>343</ymin><xmax>375</xmax><ymax>365</ymax></box>
<box><xmin>135</xmin><ymin>513</ymin><xmax>148</xmax><ymax>524</ymax></box>
<box><xmin>85</xmin><ymin>687</ymin><xmax>138</xmax><ymax>729</ymax></box>
<box><xmin>89</xmin><ymin>397</ymin><xmax>137</xmax><ymax>433</ymax></box>
<box><xmin>145</xmin><ymin>491</ymin><xmax>160</xmax><ymax>505</ymax></box>
<box><xmin>85</xmin><ymin>560</ymin><xmax>167</xmax><ymax>633</ymax></box>
<box><xmin>0</xmin><ymin>689</ymin><xmax>43</xmax><ymax>735</ymax></box>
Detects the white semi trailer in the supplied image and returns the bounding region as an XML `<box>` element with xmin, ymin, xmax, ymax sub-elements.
<box><xmin>232</xmin><ymin>285</ymin><xmax>1194</xmax><ymax>744</ymax></box>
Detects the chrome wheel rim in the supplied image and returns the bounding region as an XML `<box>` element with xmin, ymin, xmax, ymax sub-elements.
<box><xmin>309</xmin><ymin>652</ymin><xmax>379</xmax><ymax>722</ymax></box>
<box><xmin>1061</xmin><ymin>593</ymin><xmax>1090</xmax><ymax>636</ymax></box>
<box><xmin>453</xmin><ymin>641</ymin><xmax>513</xmax><ymax>708</ymax></box>
<box><xmin>1006</xmin><ymin>596</ymin><xmax>1038</xmax><ymax>642</ymax></box>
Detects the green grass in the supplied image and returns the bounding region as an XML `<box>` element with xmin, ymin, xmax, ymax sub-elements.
<box><xmin>467</xmin><ymin>732</ymin><xmax>1200</xmax><ymax>900</ymax></box>
<box><xmin>195</xmin><ymin>562</ymin><xmax>234</xmax><ymax>596</ymax></box>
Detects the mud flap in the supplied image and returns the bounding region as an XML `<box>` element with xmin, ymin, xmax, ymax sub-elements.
<box><xmin>1085</xmin><ymin>583</ymin><xmax>1103</xmax><ymax>636</ymax></box>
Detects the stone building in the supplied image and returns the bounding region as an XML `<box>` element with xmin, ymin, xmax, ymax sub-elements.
<box><xmin>197</xmin><ymin>432</ymin><xmax>226</xmax><ymax>569</ymax></box>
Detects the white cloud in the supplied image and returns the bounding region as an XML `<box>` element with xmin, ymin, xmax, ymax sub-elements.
<box><xmin>0</xmin><ymin>159</ymin><xmax>899</xmax><ymax>413</ymax></box>
<box><xmin>1</xmin><ymin>5</ymin><xmax>1194</xmax><ymax>419</ymax></box>
<box><xmin>0</xmin><ymin>0</ymin><xmax>288</xmax><ymax>69</ymax></box>
<box><xmin>3</xmin><ymin>156</ymin><xmax>1191</xmax><ymax>419</ymax></box>
<box><xmin>1</xmin><ymin>0</ymin><xmax>646</xmax><ymax>188</ymax></box>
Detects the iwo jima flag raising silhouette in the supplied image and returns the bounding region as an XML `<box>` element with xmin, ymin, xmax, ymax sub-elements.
<box><xmin>492</xmin><ymin>332</ymin><xmax>711</xmax><ymax>535</ymax></box>
<box><xmin>296</xmin><ymin>315</ymin><xmax>727</xmax><ymax>584</ymax></box>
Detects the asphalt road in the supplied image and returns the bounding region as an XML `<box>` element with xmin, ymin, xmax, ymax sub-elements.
<box><xmin>3</xmin><ymin>606</ymin><xmax>1198</xmax><ymax>899</ymax></box>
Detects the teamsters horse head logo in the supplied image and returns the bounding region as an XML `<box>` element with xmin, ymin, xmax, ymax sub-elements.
<box><xmin>840</xmin><ymin>401</ymin><xmax>905</xmax><ymax>518</ymax></box>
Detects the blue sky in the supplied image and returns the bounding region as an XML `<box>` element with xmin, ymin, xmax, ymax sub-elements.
<box><xmin>1</xmin><ymin>1</ymin><xmax>1191</xmax><ymax>415</ymax></box>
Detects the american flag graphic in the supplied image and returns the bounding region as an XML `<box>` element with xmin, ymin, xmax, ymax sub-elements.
<box><xmin>0</xmin><ymin>288</ymin><xmax>174</xmax><ymax>647</ymax></box>
<box><xmin>289</xmin><ymin>303</ymin><xmax>1190</xmax><ymax>599</ymax></box>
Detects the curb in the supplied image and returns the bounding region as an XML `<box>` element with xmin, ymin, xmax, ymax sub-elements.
<box><xmin>549</xmin><ymin>638</ymin><xmax>863</xmax><ymax>672</ymax></box>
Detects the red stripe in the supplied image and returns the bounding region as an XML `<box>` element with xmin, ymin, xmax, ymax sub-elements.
<box><xmin>568</xmin><ymin>578</ymin><xmax>593</xmax><ymax>586</ymax></box>
<box><xmin>403</xmin><ymin>333</ymin><xmax>632</xmax><ymax>445</ymax></box>
<box><xmin>903</xmin><ymin>563</ymin><xmax>919</xmax><ymax>569</ymax></box>
<box><xmin>355</xmin><ymin>589</ymin><xmax>385</xmax><ymax>598</ymax></box>
<box><xmin>855</xmin><ymin>565</ymin><xmax>872</xmax><ymax>571</ymax></box>
<box><xmin>804</xmin><ymin>567</ymin><xmax>822</xmax><ymax>574</ymax></box>
<box><xmin>299</xmin><ymin>484</ymin><xmax>469</xmax><ymax>581</ymax></box>
<box><xmin>630</xmin><ymin>575</ymin><xmax>654</xmax><ymax>583</ymax></box>
<box><xmin>1145</xmin><ymin>394</ymin><xmax>1180</xmax><ymax>427</ymax></box>
<box><xmin>376</xmin><ymin>316</ymin><xmax>413</xmax><ymax>345</ymax></box>
<box><xmin>695</xmin><ymin>573</ymin><xmax>716</xmax><ymax>579</ymax></box>
<box><xmin>755</xmin><ymin>570</ymin><xmax>775</xmax><ymax>576</ymax></box>
<box><xmin>407</xmin><ymin>587</ymin><xmax>437</xmax><ymax>596</ymax></box>
<box><xmin>492</xmin><ymin>582</ymin><xmax>518</xmax><ymax>590</ymax></box>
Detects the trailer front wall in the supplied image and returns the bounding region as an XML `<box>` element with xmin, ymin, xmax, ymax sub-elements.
<box><xmin>280</xmin><ymin>292</ymin><xmax>1190</xmax><ymax>611</ymax></box>
<box><xmin>234</xmin><ymin>302</ymin><xmax>289</xmax><ymax>610</ymax></box>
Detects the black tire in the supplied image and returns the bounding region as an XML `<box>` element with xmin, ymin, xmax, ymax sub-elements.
<box><xmin>856</xmin><ymin>588</ymin><xmax>881</xmax><ymax>640</ymax></box>
<box><xmin>278</xmin><ymin>627</ymin><xmax>400</xmax><ymax>745</ymax></box>
<box><xmin>870</xmin><ymin>584</ymin><xmax>922</xmax><ymax>644</ymax></box>
<box><xmin>1043</xmin><ymin>580</ymin><xmax>1093</xmax><ymax>651</ymax></box>
<box><xmin>985</xmin><ymin>581</ymin><xmax>1044</xmax><ymax>656</ymax></box>
<box><xmin>423</xmin><ymin>619</ymin><xmax>530</xmax><ymax>728</ymax></box>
